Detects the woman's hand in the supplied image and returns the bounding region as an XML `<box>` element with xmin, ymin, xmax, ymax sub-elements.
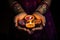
<box><xmin>26</xmin><ymin>29</ymin><xmax>32</xmax><ymax>34</ymax></box>
<box><xmin>32</xmin><ymin>12</ymin><xmax>46</xmax><ymax>31</ymax></box>
<box><xmin>32</xmin><ymin>26</ymin><xmax>43</xmax><ymax>32</ymax></box>
<box><xmin>32</xmin><ymin>12</ymin><xmax>46</xmax><ymax>26</ymax></box>
<box><xmin>14</xmin><ymin>12</ymin><xmax>32</xmax><ymax>32</ymax></box>
<box><xmin>14</xmin><ymin>12</ymin><xmax>27</xmax><ymax>27</ymax></box>
<box><xmin>17</xmin><ymin>26</ymin><xmax>32</xmax><ymax>34</ymax></box>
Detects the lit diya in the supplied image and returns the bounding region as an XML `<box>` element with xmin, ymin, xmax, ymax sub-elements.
<box><xmin>18</xmin><ymin>15</ymin><xmax>41</xmax><ymax>29</ymax></box>
<box><xmin>25</xmin><ymin>15</ymin><xmax>35</xmax><ymax>28</ymax></box>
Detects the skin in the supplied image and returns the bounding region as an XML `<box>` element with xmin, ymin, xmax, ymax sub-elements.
<box><xmin>32</xmin><ymin>0</ymin><xmax>51</xmax><ymax>32</ymax></box>
<box><xmin>9</xmin><ymin>0</ymin><xmax>51</xmax><ymax>34</ymax></box>
<box><xmin>44</xmin><ymin>0</ymin><xmax>51</xmax><ymax>6</ymax></box>
<box><xmin>14</xmin><ymin>12</ymin><xmax>46</xmax><ymax>34</ymax></box>
<box><xmin>36</xmin><ymin>0</ymin><xmax>51</xmax><ymax>14</ymax></box>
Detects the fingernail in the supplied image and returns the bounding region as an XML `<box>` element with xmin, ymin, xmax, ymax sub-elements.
<box><xmin>43</xmin><ymin>24</ymin><xmax>45</xmax><ymax>26</ymax></box>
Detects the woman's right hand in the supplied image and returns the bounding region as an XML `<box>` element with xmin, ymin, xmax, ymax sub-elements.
<box><xmin>14</xmin><ymin>12</ymin><xmax>27</xmax><ymax>27</ymax></box>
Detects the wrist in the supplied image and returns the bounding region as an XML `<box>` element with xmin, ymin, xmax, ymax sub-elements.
<box><xmin>36</xmin><ymin>1</ymin><xmax>49</xmax><ymax>14</ymax></box>
<box><xmin>11</xmin><ymin>1</ymin><xmax>25</xmax><ymax>13</ymax></box>
<box><xmin>33</xmin><ymin>12</ymin><xmax>43</xmax><ymax>17</ymax></box>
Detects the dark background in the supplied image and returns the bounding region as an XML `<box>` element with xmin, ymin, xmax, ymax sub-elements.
<box><xmin>0</xmin><ymin>0</ymin><xmax>60</xmax><ymax>40</ymax></box>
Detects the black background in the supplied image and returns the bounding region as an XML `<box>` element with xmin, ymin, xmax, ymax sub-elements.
<box><xmin>0</xmin><ymin>0</ymin><xmax>60</xmax><ymax>40</ymax></box>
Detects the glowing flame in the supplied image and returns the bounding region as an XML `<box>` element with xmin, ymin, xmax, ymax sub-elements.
<box><xmin>30</xmin><ymin>21</ymin><xmax>32</xmax><ymax>24</ymax></box>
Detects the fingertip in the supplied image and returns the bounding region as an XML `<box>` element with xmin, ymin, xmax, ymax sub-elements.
<box><xmin>43</xmin><ymin>23</ymin><xmax>45</xmax><ymax>26</ymax></box>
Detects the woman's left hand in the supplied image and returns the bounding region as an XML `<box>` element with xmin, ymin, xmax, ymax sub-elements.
<box><xmin>32</xmin><ymin>12</ymin><xmax>46</xmax><ymax>26</ymax></box>
<box><xmin>32</xmin><ymin>12</ymin><xmax>46</xmax><ymax>31</ymax></box>
<box><xmin>32</xmin><ymin>26</ymin><xmax>43</xmax><ymax>32</ymax></box>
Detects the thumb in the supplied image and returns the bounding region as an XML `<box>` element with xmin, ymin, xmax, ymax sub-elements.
<box><xmin>41</xmin><ymin>16</ymin><xmax>46</xmax><ymax>26</ymax></box>
<box><xmin>15</xmin><ymin>23</ymin><xmax>18</xmax><ymax>27</ymax></box>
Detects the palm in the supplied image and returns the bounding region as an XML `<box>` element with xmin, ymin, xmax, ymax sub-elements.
<box><xmin>14</xmin><ymin>12</ymin><xmax>27</xmax><ymax>27</ymax></box>
<box><xmin>33</xmin><ymin>12</ymin><xmax>46</xmax><ymax>26</ymax></box>
<box><xmin>31</xmin><ymin>12</ymin><xmax>46</xmax><ymax>31</ymax></box>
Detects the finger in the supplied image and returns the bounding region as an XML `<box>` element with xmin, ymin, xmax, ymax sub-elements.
<box><xmin>41</xmin><ymin>16</ymin><xmax>46</xmax><ymax>26</ymax></box>
<box><xmin>26</xmin><ymin>29</ymin><xmax>31</xmax><ymax>34</ymax></box>
<box><xmin>14</xmin><ymin>15</ymin><xmax>19</xmax><ymax>27</ymax></box>
<box><xmin>17</xmin><ymin>27</ymin><xmax>27</xmax><ymax>31</ymax></box>
<box><xmin>36</xmin><ymin>26</ymin><xmax>43</xmax><ymax>30</ymax></box>
<box><xmin>23</xmin><ymin>28</ymin><xmax>27</xmax><ymax>31</ymax></box>
<box><xmin>15</xmin><ymin>22</ymin><xmax>18</xmax><ymax>27</ymax></box>
<box><xmin>32</xmin><ymin>28</ymin><xmax>36</xmax><ymax>31</ymax></box>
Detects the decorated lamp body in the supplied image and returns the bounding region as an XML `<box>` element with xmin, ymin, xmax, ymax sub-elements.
<box><xmin>18</xmin><ymin>15</ymin><xmax>41</xmax><ymax>28</ymax></box>
<box><xmin>25</xmin><ymin>15</ymin><xmax>35</xmax><ymax>28</ymax></box>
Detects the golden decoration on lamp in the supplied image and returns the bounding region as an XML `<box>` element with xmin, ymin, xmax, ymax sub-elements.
<box><xmin>26</xmin><ymin>20</ymin><xmax>35</xmax><ymax>28</ymax></box>
<box><xmin>25</xmin><ymin>15</ymin><xmax>35</xmax><ymax>28</ymax></box>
